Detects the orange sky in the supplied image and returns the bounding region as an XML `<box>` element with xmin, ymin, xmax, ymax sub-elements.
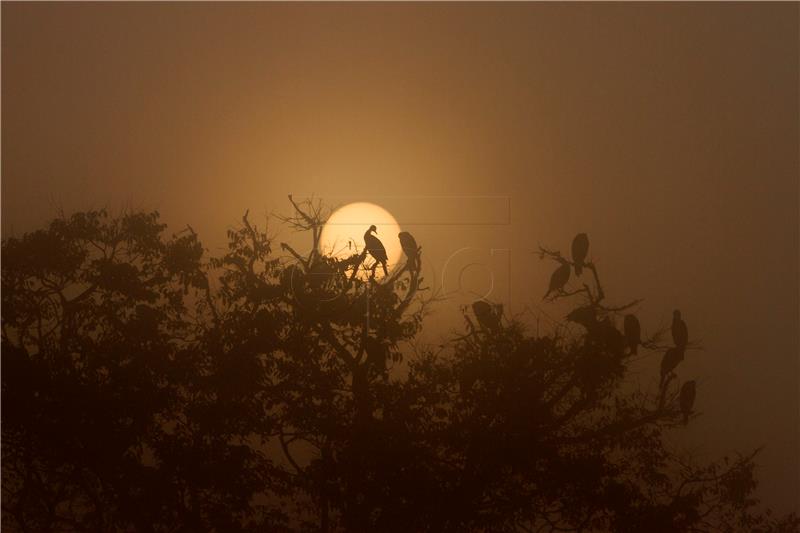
<box><xmin>2</xmin><ymin>2</ymin><xmax>798</xmax><ymax>513</ymax></box>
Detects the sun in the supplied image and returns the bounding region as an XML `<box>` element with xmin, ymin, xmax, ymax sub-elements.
<box><xmin>318</xmin><ymin>202</ymin><xmax>402</xmax><ymax>276</ymax></box>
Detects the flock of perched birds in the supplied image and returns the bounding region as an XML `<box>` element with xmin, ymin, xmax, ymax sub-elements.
<box><xmin>500</xmin><ymin>232</ymin><xmax>696</xmax><ymax>425</ymax></box>
<box><xmin>361</xmin><ymin>227</ymin><xmax>696</xmax><ymax>425</ymax></box>
<box><xmin>362</xmin><ymin>225</ymin><xmax>419</xmax><ymax>276</ymax></box>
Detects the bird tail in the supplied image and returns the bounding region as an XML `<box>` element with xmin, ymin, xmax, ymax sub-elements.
<box><xmin>575</xmin><ymin>263</ymin><xmax>583</xmax><ymax>276</ymax></box>
<box><xmin>630</xmin><ymin>343</ymin><xmax>638</xmax><ymax>356</ymax></box>
<box><xmin>382</xmin><ymin>262</ymin><xmax>388</xmax><ymax>276</ymax></box>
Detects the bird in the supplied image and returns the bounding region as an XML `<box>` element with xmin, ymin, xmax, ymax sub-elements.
<box><xmin>597</xmin><ymin>318</ymin><xmax>626</xmax><ymax>357</ymax></box>
<box><xmin>543</xmin><ymin>262</ymin><xmax>571</xmax><ymax>300</ymax></box>
<box><xmin>472</xmin><ymin>300</ymin><xmax>500</xmax><ymax>332</ymax></box>
<box><xmin>660</xmin><ymin>346</ymin><xmax>685</xmax><ymax>387</ymax></box>
<box><xmin>672</xmin><ymin>310</ymin><xmax>688</xmax><ymax>349</ymax></box>
<box><xmin>398</xmin><ymin>231</ymin><xmax>419</xmax><ymax>269</ymax></box>
<box><xmin>571</xmin><ymin>233</ymin><xmax>589</xmax><ymax>276</ymax></box>
<box><xmin>623</xmin><ymin>314</ymin><xmax>641</xmax><ymax>355</ymax></box>
<box><xmin>567</xmin><ymin>305</ymin><xmax>597</xmax><ymax>329</ymax></box>
<box><xmin>363</xmin><ymin>225</ymin><xmax>388</xmax><ymax>276</ymax></box>
<box><xmin>679</xmin><ymin>380</ymin><xmax>696</xmax><ymax>425</ymax></box>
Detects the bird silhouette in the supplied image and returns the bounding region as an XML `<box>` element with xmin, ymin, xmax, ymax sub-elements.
<box><xmin>398</xmin><ymin>231</ymin><xmax>419</xmax><ymax>269</ymax></box>
<box><xmin>671</xmin><ymin>310</ymin><xmax>688</xmax><ymax>349</ymax></box>
<box><xmin>363</xmin><ymin>225</ymin><xmax>388</xmax><ymax>276</ymax></box>
<box><xmin>679</xmin><ymin>380</ymin><xmax>696</xmax><ymax>425</ymax></box>
<box><xmin>567</xmin><ymin>305</ymin><xmax>598</xmax><ymax>330</ymax></box>
<box><xmin>571</xmin><ymin>233</ymin><xmax>589</xmax><ymax>276</ymax></box>
<box><xmin>472</xmin><ymin>300</ymin><xmax>501</xmax><ymax>332</ymax></box>
<box><xmin>623</xmin><ymin>314</ymin><xmax>641</xmax><ymax>355</ymax></box>
<box><xmin>544</xmin><ymin>262</ymin><xmax>571</xmax><ymax>300</ymax></box>
<box><xmin>597</xmin><ymin>318</ymin><xmax>626</xmax><ymax>357</ymax></box>
<box><xmin>660</xmin><ymin>346</ymin><xmax>685</xmax><ymax>387</ymax></box>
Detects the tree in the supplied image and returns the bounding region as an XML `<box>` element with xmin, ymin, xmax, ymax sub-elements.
<box><xmin>1</xmin><ymin>210</ymin><xmax>288</xmax><ymax>531</ymax></box>
<box><xmin>2</xmin><ymin>200</ymin><xmax>797</xmax><ymax>532</ymax></box>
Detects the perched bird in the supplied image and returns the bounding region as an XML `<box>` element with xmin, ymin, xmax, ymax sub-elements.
<box><xmin>472</xmin><ymin>300</ymin><xmax>501</xmax><ymax>332</ymax></box>
<box><xmin>544</xmin><ymin>262</ymin><xmax>571</xmax><ymax>300</ymax></box>
<box><xmin>597</xmin><ymin>318</ymin><xmax>626</xmax><ymax>357</ymax></box>
<box><xmin>623</xmin><ymin>314</ymin><xmax>641</xmax><ymax>355</ymax></box>
<box><xmin>672</xmin><ymin>310</ymin><xmax>688</xmax><ymax>349</ymax></box>
<box><xmin>660</xmin><ymin>347</ymin><xmax>685</xmax><ymax>386</ymax></box>
<box><xmin>398</xmin><ymin>231</ymin><xmax>419</xmax><ymax>269</ymax></box>
<box><xmin>363</xmin><ymin>225</ymin><xmax>388</xmax><ymax>276</ymax></box>
<box><xmin>567</xmin><ymin>305</ymin><xmax>598</xmax><ymax>330</ymax></box>
<box><xmin>571</xmin><ymin>233</ymin><xmax>589</xmax><ymax>276</ymax></box>
<box><xmin>679</xmin><ymin>380</ymin><xmax>696</xmax><ymax>425</ymax></box>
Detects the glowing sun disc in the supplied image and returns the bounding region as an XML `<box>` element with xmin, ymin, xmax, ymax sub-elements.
<box><xmin>319</xmin><ymin>202</ymin><xmax>402</xmax><ymax>275</ymax></box>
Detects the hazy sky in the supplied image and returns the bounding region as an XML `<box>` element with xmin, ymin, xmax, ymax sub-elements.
<box><xmin>2</xmin><ymin>3</ymin><xmax>798</xmax><ymax>513</ymax></box>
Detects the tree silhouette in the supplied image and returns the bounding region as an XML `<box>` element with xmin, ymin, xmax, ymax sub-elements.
<box><xmin>2</xmin><ymin>200</ymin><xmax>797</xmax><ymax>532</ymax></box>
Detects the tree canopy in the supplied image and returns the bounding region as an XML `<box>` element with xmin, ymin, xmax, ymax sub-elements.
<box><xmin>2</xmin><ymin>199</ymin><xmax>797</xmax><ymax>532</ymax></box>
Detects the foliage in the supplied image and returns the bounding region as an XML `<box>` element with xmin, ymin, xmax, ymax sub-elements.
<box><xmin>2</xmin><ymin>201</ymin><xmax>797</xmax><ymax>532</ymax></box>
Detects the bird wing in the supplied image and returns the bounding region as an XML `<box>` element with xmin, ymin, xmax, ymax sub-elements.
<box><xmin>550</xmin><ymin>263</ymin><xmax>571</xmax><ymax>290</ymax></box>
<box><xmin>365</xmin><ymin>234</ymin><xmax>388</xmax><ymax>262</ymax></box>
<box><xmin>661</xmin><ymin>348</ymin><xmax>678</xmax><ymax>374</ymax></box>
<box><xmin>472</xmin><ymin>301</ymin><xmax>493</xmax><ymax>328</ymax></box>
<box><xmin>672</xmin><ymin>320</ymin><xmax>688</xmax><ymax>347</ymax></box>
<box><xmin>624</xmin><ymin>315</ymin><xmax>640</xmax><ymax>339</ymax></box>
<box><xmin>398</xmin><ymin>232</ymin><xmax>417</xmax><ymax>254</ymax></box>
